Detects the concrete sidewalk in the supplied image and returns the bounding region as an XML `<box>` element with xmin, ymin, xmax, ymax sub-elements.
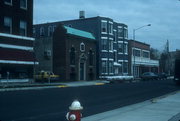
<box><xmin>82</xmin><ymin>91</ymin><xmax>180</xmax><ymax>121</ymax></box>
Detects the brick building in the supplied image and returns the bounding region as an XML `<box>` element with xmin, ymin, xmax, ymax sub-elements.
<box><xmin>0</xmin><ymin>0</ymin><xmax>37</xmax><ymax>80</ymax></box>
<box><xmin>34</xmin><ymin>25</ymin><xmax>97</xmax><ymax>81</ymax></box>
<box><xmin>33</xmin><ymin>12</ymin><xmax>129</xmax><ymax>79</ymax></box>
<box><xmin>128</xmin><ymin>40</ymin><xmax>159</xmax><ymax>78</ymax></box>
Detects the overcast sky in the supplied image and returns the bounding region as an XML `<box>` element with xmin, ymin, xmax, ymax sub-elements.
<box><xmin>34</xmin><ymin>0</ymin><xmax>180</xmax><ymax>51</ymax></box>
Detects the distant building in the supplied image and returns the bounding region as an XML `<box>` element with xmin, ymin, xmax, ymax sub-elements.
<box><xmin>34</xmin><ymin>12</ymin><xmax>129</xmax><ymax>79</ymax></box>
<box><xmin>34</xmin><ymin>25</ymin><xmax>97</xmax><ymax>81</ymax></box>
<box><xmin>0</xmin><ymin>0</ymin><xmax>37</xmax><ymax>79</ymax></box>
<box><xmin>160</xmin><ymin>50</ymin><xmax>180</xmax><ymax>75</ymax></box>
<box><xmin>128</xmin><ymin>40</ymin><xmax>159</xmax><ymax>78</ymax></box>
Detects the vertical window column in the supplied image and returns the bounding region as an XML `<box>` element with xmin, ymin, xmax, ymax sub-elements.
<box><xmin>20</xmin><ymin>20</ymin><xmax>27</xmax><ymax>36</ymax></box>
<box><xmin>20</xmin><ymin>0</ymin><xmax>27</xmax><ymax>9</ymax></box>
<box><xmin>4</xmin><ymin>17</ymin><xmax>12</xmax><ymax>34</ymax></box>
<box><xmin>102</xmin><ymin>60</ymin><xmax>108</xmax><ymax>74</ymax></box>
<box><xmin>101</xmin><ymin>20</ymin><xmax>107</xmax><ymax>34</ymax></box>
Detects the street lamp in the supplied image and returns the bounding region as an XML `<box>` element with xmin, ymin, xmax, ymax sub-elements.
<box><xmin>132</xmin><ymin>24</ymin><xmax>151</xmax><ymax>77</ymax></box>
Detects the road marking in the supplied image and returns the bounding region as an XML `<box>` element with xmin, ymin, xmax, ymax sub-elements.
<box><xmin>57</xmin><ymin>85</ymin><xmax>68</xmax><ymax>88</ymax></box>
<box><xmin>95</xmin><ymin>83</ymin><xmax>105</xmax><ymax>85</ymax></box>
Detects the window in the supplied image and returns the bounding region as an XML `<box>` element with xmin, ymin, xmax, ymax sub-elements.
<box><xmin>142</xmin><ymin>51</ymin><xmax>149</xmax><ymax>58</ymax></box>
<box><xmin>113</xmin><ymin>30</ymin><xmax>117</xmax><ymax>42</ymax></box>
<box><xmin>4</xmin><ymin>17</ymin><xmax>12</xmax><ymax>34</ymax></box>
<box><xmin>118</xmin><ymin>27</ymin><xmax>123</xmax><ymax>37</ymax></box>
<box><xmin>101</xmin><ymin>21</ymin><xmax>107</xmax><ymax>33</ymax></box>
<box><xmin>109</xmin><ymin>40</ymin><xmax>113</xmax><ymax>51</ymax></box>
<box><xmin>109</xmin><ymin>61</ymin><xmax>113</xmax><ymax>74</ymax></box>
<box><xmin>44</xmin><ymin>50</ymin><xmax>51</xmax><ymax>59</ymax></box>
<box><xmin>40</xmin><ymin>27</ymin><xmax>45</xmax><ymax>36</ymax></box>
<box><xmin>48</xmin><ymin>26</ymin><xmax>53</xmax><ymax>36</ymax></box>
<box><xmin>53</xmin><ymin>25</ymin><xmax>57</xmax><ymax>32</ymax></box>
<box><xmin>133</xmin><ymin>49</ymin><xmax>141</xmax><ymax>57</ymax></box>
<box><xmin>70</xmin><ymin>47</ymin><xmax>75</xmax><ymax>65</ymax></box>
<box><xmin>102</xmin><ymin>39</ymin><xmax>107</xmax><ymax>50</ymax></box>
<box><xmin>20</xmin><ymin>0</ymin><xmax>27</xmax><ymax>9</ymax></box>
<box><xmin>119</xmin><ymin>62</ymin><xmax>123</xmax><ymax>74</ymax></box>
<box><xmin>33</xmin><ymin>28</ymin><xmax>36</xmax><ymax>36</ymax></box>
<box><xmin>114</xmin><ymin>52</ymin><xmax>117</xmax><ymax>62</ymax></box>
<box><xmin>20</xmin><ymin>20</ymin><xmax>27</xmax><ymax>36</ymax></box>
<box><xmin>89</xmin><ymin>50</ymin><xmax>94</xmax><ymax>66</ymax></box>
<box><xmin>118</xmin><ymin>43</ymin><xmax>123</xmax><ymax>53</ymax></box>
<box><xmin>80</xmin><ymin>42</ymin><xmax>85</xmax><ymax>52</ymax></box>
<box><xmin>102</xmin><ymin>60</ymin><xmax>107</xmax><ymax>74</ymax></box>
<box><xmin>124</xmin><ymin>28</ymin><xmax>128</xmax><ymax>38</ymax></box>
<box><xmin>4</xmin><ymin>0</ymin><xmax>12</xmax><ymax>5</ymax></box>
<box><xmin>123</xmin><ymin>62</ymin><xmax>128</xmax><ymax>74</ymax></box>
<box><xmin>109</xmin><ymin>23</ymin><xmax>113</xmax><ymax>34</ymax></box>
<box><xmin>124</xmin><ymin>43</ymin><xmax>128</xmax><ymax>54</ymax></box>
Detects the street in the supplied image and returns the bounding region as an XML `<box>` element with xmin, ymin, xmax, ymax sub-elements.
<box><xmin>0</xmin><ymin>80</ymin><xmax>179</xmax><ymax>121</ymax></box>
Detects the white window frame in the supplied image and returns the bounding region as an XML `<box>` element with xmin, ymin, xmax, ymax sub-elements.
<box><xmin>20</xmin><ymin>0</ymin><xmax>27</xmax><ymax>10</ymax></box>
<box><xmin>109</xmin><ymin>60</ymin><xmax>114</xmax><ymax>75</ymax></box>
<box><xmin>123</xmin><ymin>62</ymin><xmax>128</xmax><ymax>74</ymax></box>
<box><xmin>124</xmin><ymin>43</ymin><xmax>128</xmax><ymax>55</ymax></box>
<box><xmin>124</xmin><ymin>27</ymin><xmax>128</xmax><ymax>39</ymax></box>
<box><xmin>101</xmin><ymin>38</ymin><xmax>108</xmax><ymax>51</ymax></box>
<box><xmin>133</xmin><ymin>48</ymin><xmax>141</xmax><ymax>57</ymax></box>
<box><xmin>142</xmin><ymin>50</ymin><xmax>150</xmax><ymax>58</ymax></box>
<box><xmin>80</xmin><ymin>42</ymin><xmax>85</xmax><ymax>52</ymax></box>
<box><xmin>48</xmin><ymin>26</ymin><xmax>53</xmax><ymax>36</ymax></box>
<box><xmin>109</xmin><ymin>22</ymin><xmax>113</xmax><ymax>35</ymax></box>
<box><xmin>113</xmin><ymin>30</ymin><xmax>117</xmax><ymax>42</ymax></box>
<box><xmin>4</xmin><ymin>16</ymin><xmax>12</xmax><ymax>34</ymax></box>
<box><xmin>101</xmin><ymin>20</ymin><xmax>107</xmax><ymax>34</ymax></box>
<box><xmin>20</xmin><ymin>20</ymin><xmax>27</xmax><ymax>36</ymax></box>
<box><xmin>101</xmin><ymin>60</ymin><xmax>108</xmax><ymax>74</ymax></box>
<box><xmin>4</xmin><ymin>0</ymin><xmax>12</xmax><ymax>5</ymax></box>
<box><xmin>40</xmin><ymin>27</ymin><xmax>45</xmax><ymax>36</ymax></box>
<box><xmin>118</xmin><ymin>26</ymin><xmax>123</xmax><ymax>38</ymax></box>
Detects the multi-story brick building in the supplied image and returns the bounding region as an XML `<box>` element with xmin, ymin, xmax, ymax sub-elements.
<box><xmin>0</xmin><ymin>0</ymin><xmax>37</xmax><ymax>80</ymax></box>
<box><xmin>128</xmin><ymin>40</ymin><xmax>159</xmax><ymax>78</ymax></box>
<box><xmin>34</xmin><ymin>24</ymin><xmax>96</xmax><ymax>81</ymax></box>
<box><xmin>34</xmin><ymin>12</ymin><xmax>129</xmax><ymax>79</ymax></box>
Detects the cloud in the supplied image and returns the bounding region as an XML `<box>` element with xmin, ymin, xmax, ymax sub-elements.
<box><xmin>34</xmin><ymin>0</ymin><xmax>180</xmax><ymax>51</ymax></box>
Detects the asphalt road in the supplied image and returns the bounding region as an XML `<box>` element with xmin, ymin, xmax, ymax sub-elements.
<box><xmin>0</xmin><ymin>80</ymin><xmax>179</xmax><ymax>121</ymax></box>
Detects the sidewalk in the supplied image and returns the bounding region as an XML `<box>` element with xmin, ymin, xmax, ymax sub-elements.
<box><xmin>0</xmin><ymin>79</ymin><xmax>109</xmax><ymax>91</ymax></box>
<box><xmin>82</xmin><ymin>91</ymin><xmax>180</xmax><ymax>121</ymax></box>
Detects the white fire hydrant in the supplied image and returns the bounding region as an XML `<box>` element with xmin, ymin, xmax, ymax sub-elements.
<box><xmin>66</xmin><ymin>100</ymin><xmax>83</xmax><ymax>121</ymax></box>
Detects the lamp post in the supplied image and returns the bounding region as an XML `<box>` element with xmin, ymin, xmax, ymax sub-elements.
<box><xmin>132</xmin><ymin>24</ymin><xmax>151</xmax><ymax>77</ymax></box>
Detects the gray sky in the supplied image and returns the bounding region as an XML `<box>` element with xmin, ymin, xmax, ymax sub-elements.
<box><xmin>34</xmin><ymin>0</ymin><xmax>180</xmax><ymax>51</ymax></box>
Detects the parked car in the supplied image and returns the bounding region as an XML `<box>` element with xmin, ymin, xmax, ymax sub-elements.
<box><xmin>141</xmin><ymin>72</ymin><xmax>158</xmax><ymax>81</ymax></box>
<box><xmin>34</xmin><ymin>71</ymin><xmax>59</xmax><ymax>82</ymax></box>
<box><xmin>157</xmin><ymin>72</ymin><xmax>168</xmax><ymax>80</ymax></box>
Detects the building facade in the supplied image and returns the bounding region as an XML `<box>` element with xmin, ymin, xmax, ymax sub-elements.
<box><xmin>0</xmin><ymin>0</ymin><xmax>37</xmax><ymax>79</ymax></box>
<box><xmin>53</xmin><ymin>25</ymin><xmax>96</xmax><ymax>81</ymax></box>
<box><xmin>128</xmin><ymin>40</ymin><xmax>159</xmax><ymax>78</ymax></box>
<box><xmin>34</xmin><ymin>13</ymin><xmax>129</xmax><ymax>79</ymax></box>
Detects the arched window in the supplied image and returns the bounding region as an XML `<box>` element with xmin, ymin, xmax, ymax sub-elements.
<box><xmin>70</xmin><ymin>47</ymin><xmax>75</xmax><ymax>65</ymax></box>
<box><xmin>40</xmin><ymin>27</ymin><xmax>45</xmax><ymax>36</ymax></box>
<box><xmin>48</xmin><ymin>26</ymin><xmax>53</xmax><ymax>36</ymax></box>
<box><xmin>89</xmin><ymin>50</ymin><xmax>94</xmax><ymax>66</ymax></box>
<box><xmin>80</xmin><ymin>42</ymin><xmax>85</xmax><ymax>52</ymax></box>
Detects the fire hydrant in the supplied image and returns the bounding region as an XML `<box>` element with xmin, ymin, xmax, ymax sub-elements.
<box><xmin>66</xmin><ymin>100</ymin><xmax>83</xmax><ymax>121</ymax></box>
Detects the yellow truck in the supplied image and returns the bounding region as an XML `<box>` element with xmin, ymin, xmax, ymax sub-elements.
<box><xmin>34</xmin><ymin>71</ymin><xmax>59</xmax><ymax>82</ymax></box>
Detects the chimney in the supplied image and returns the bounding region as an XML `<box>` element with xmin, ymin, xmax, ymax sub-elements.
<box><xmin>79</xmin><ymin>11</ymin><xmax>85</xmax><ymax>19</ymax></box>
